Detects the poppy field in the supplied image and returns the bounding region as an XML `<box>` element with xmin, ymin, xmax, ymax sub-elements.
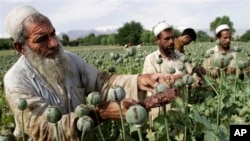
<box><xmin>0</xmin><ymin>41</ymin><xmax>250</xmax><ymax>141</ymax></box>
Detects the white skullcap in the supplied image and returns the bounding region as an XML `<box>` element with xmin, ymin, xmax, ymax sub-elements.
<box><xmin>215</xmin><ymin>24</ymin><xmax>230</xmax><ymax>35</ymax></box>
<box><xmin>4</xmin><ymin>6</ymin><xmax>39</xmax><ymax>39</ymax></box>
<box><xmin>153</xmin><ymin>21</ymin><xmax>172</xmax><ymax>37</ymax></box>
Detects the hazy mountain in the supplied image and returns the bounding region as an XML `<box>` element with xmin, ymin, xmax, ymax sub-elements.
<box><xmin>58</xmin><ymin>26</ymin><xmax>119</xmax><ymax>40</ymax></box>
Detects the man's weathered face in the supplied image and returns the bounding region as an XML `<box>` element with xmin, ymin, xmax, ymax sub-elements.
<box><xmin>23</xmin><ymin>19</ymin><xmax>70</xmax><ymax>87</ymax></box>
<box><xmin>219</xmin><ymin>30</ymin><xmax>231</xmax><ymax>48</ymax></box>
<box><xmin>24</xmin><ymin>19</ymin><xmax>59</xmax><ymax>59</ymax></box>
<box><xmin>156</xmin><ymin>30</ymin><xmax>174</xmax><ymax>55</ymax></box>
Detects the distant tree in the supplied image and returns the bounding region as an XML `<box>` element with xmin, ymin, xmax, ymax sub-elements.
<box><xmin>210</xmin><ymin>15</ymin><xmax>235</xmax><ymax>36</ymax></box>
<box><xmin>196</xmin><ymin>30</ymin><xmax>212</xmax><ymax>42</ymax></box>
<box><xmin>96</xmin><ymin>34</ymin><xmax>106</xmax><ymax>45</ymax></box>
<box><xmin>61</xmin><ymin>34</ymin><xmax>69</xmax><ymax>46</ymax></box>
<box><xmin>240</xmin><ymin>30</ymin><xmax>250</xmax><ymax>42</ymax></box>
<box><xmin>149</xmin><ymin>33</ymin><xmax>155</xmax><ymax>44</ymax></box>
<box><xmin>107</xmin><ymin>34</ymin><xmax>116</xmax><ymax>45</ymax></box>
<box><xmin>140</xmin><ymin>30</ymin><xmax>152</xmax><ymax>45</ymax></box>
<box><xmin>69</xmin><ymin>40</ymin><xmax>79</xmax><ymax>46</ymax></box>
<box><xmin>85</xmin><ymin>33</ymin><xmax>98</xmax><ymax>45</ymax></box>
<box><xmin>0</xmin><ymin>38</ymin><xmax>13</xmax><ymax>50</ymax></box>
<box><xmin>100</xmin><ymin>36</ymin><xmax>108</xmax><ymax>45</ymax></box>
<box><xmin>116</xmin><ymin>21</ymin><xmax>143</xmax><ymax>46</ymax></box>
<box><xmin>173</xmin><ymin>28</ymin><xmax>181</xmax><ymax>37</ymax></box>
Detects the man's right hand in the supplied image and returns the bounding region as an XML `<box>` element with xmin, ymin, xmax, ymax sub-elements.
<box><xmin>96</xmin><ymin>98</ymin><xmax>138</xmax><ymax>121</ymax></box>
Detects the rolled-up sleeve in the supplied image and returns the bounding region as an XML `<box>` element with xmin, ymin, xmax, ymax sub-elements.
<box><xmin>70</xmin><ymin>52</ymin><xmax>139</xmax><ymax>100</ymax></box>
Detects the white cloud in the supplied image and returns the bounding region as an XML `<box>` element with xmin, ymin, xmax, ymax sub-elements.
<box><xmin>0</xmin><ymin>0</ymin><xmax>249</xmax><ymax>36</ymax></box>
<box><xmin>95</xmin><ymin>26</ymin><xmax>119</xmax><ymax>33</ymax></box>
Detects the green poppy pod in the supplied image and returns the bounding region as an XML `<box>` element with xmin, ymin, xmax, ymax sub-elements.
<box><xmin>86</xmin><ymin>92</ymin><xmax>102</xmax><ymax>106</ymax></box>
<box><xmin>209</xmin><ymin>50</ymin><xmax>214</xmax><ymax>55</ymax></box>
<box><xmin>237</xmin><ymin>60</ymin><xmax>247</xmax><ymax>69</ymax></box>
<box><xmin>204</xmin><ymin>53</ymin><xmax>210</xmax><ymax>58</ymax></box>
<box><xmin>135</xmin><ymin>58</ymin><xmax>140</xmax><ymax>63</ymax></box>
<box><xmin>126</xmin><ymin>47</ymin><xmax>136</xmax><ymax>57</ymax></box>
<box><xmin>182</xmin><ymin>74</ymin><xmax>194</xmax><ymax>86</ymax></box>
<box><xmin>214</xmin><ymin>57</ymin><xmax>230</xmax><ymax>68</ymax></box>
<box><xmin>167</xmin><ymin>67</ymin><xmax>176</xmax><ymax>74</ymax></box>
<box><xmin>108</xmin><ymin>66</ymin><xmax>116</xmax><ymax>73</ymax></box>
<box><xmin>246</xmin><ymin>58</ymin><xmax>250</xmax><ymax>66</ymax></box>
<box><xmin>215</xmin><ymin>40</ymin><xmax>220</xmax><ymax>46</ymax></box>
<box><xmin>228</xmin><ymin>55</ymin><xmax>234</xmax><ymax>60</ymax></box>
<box><xmin>110</xmin><ymin>52</ymin><xmax>120</xmax><ymax>60</ymax></box>
<box><xmin>125</xmin><ymin>105</ymin><xmax>147</xmax><ymax>125</ymax></box>
<box><xmin>180</xmin><ymin>55</ymin><xmax>188</xmax><ymax>63</ymax></box>
<box><xmin>174</xmin><ymin>79</ymin><xmax>184</xmax><ymax>88</ymax></box>
<box><xmin>17</xmin><ymin>98</ymin><xmax>28</xmax><ymax>111</ymax></box>
<box><xmin>178</xmin><ymin>64</ymin><xmax>186</xmax><ymax>71</ymax></box>
<box><xmin>137</xmin><ymin>53</ymin><xmax>143</xmax><ymax>58</ymax></box>
<box><xmin>107</xmin><ymin>85</ymin><xmax>126</xmax><ymax>102</ymax></box>
<box><xmin>45</xmin><ymin>106</ymin><xmax>62</xmax><ymax>124</ymax></box>
<box><xmin>233</xmin><ymin>46</ymin><xmax>242</xmax><ymax>52</ymax></box>
<box><xmin>156</xmin><ymin>57</ymin><xmax>163</xmax><ymax>65</ymax></box>
<box><xmin>74</xmin><ymin>104</ymin><xmax>90</xmax><ymax>117</ymax></box>
<box><xmin>76</xmin><ymin>116</ymin><xmax>94</xmax><ymax>132</ymax></box>
<box><xmin>123</xmin><ymin>59</ymin><xmax>128</xmax><ymax>63</ymax></box>
<box><xmin>221</xmin><ymin>51</ymin><xmax>226</xmax><ymax>56</ymax></box>
<box><xmin>153</xmin><ymin>83</ymin><xmax>168</xmax><ymax>94</ymax></box>
<box><xmin>96</xmin><ymin>59</ymin><xmax>103</xmax><ymax>65</ymax></box>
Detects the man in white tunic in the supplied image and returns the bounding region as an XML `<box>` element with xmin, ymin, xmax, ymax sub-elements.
<box><xmin>4</xmin><ymin>6</ymin><xmax>181</xmax><ymax>141</ymax></box>
<box><xmin>202</xmin><ymin>24</ymin><xmax>237</xmax><ymax>77</ymax></box>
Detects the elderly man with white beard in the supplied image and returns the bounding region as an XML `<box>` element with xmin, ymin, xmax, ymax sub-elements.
<box><xmin>3</xmin><ymin>6</ymin><xmax>182</xmax><ymax>141</ymax></box>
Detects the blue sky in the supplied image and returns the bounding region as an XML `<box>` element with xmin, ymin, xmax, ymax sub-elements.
<box><xmin>0</xmin><ymin>0</ymin><xmax>249</xmax><ymax>37</ymax></box>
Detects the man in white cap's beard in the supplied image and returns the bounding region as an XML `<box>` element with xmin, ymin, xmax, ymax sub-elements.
<box><xmin>4</xmin><ymin>5</ymin><xmax>182</xmax><ymax>141</ymax></box>
<box><xmin>202</xmin><ymin>24</ymin><xmax>239</xmax><ymax>78</ymax></box>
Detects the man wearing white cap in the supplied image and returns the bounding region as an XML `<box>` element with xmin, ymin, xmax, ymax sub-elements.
<box><xmin>3</xmin><ymin>6</ymin><xmax>181</xmax><ymax>140</ymax></box>
<box><xmin>142</xmin><ymin>22</ymin><xmax>204</xmax><ymax>121</ymax></box>
<box><xmin>202</xmin><ymin>24</ymin><xmax>237</xmax><ymax>77</ymax></box>
<box><xmin>143</xmin><ymin>21</ymin><xmax>192</xmax><ymax>74</ymax></box>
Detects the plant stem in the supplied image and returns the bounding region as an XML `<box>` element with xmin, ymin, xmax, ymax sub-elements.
<box><xmin>216</xmin><ymin>69</ymin><xmax>224</xmax><ymax>132</ymax></box>
<box><xmin>55</xmin><ymin>123</ymin><xmax>60</xmax><ymax>141</ymax></box>
<box><xmin>203</xmin><ymin>75</ymin><xmax>219</xmax><ymax>96</ymax></box>
<box><xmin>233</xmin><ymin>68</ymin><xmax>239</xmax><ymax>102</ymax></box>
<box><xmin>21</xmin><ymin>111</ymin><xmax>25</xmax><ymax>141</ymax></box>
<box><xmin>136</xmin><ymin>125</ymin><xmax>143</xmax><ymax>141</ymax></box>
<box><xmin>163</xmin><ymin>105</ymin><xmax>170</xmax><ymax>141</ymax></box>
<box><xmin>80</xmin><ymin>127</ymin><xmax>86</xmax><ymax>141</ymax></box>
<box><xmin>130</xmin><ymin>57</ymin><xmax>132</xmax><ymax>74</ymax></box>
<box><xmin>184</xmin><ymin>85</ymin><xmax>189</xmax><ymax>141</ymax></box>
<box><xmin>94</xmin><ymin>106</ymin><xmax>105</xmax><ymax>141</ymax></box>
<box><xmin>148</xmin><ymin>115</ymin><xmax>153</xmax><ymax>141</ymax></box>
<box><xmin>117</xmin><ymin>102</ymin><xmax>126</xmax><ymax>141</ymax></box>
<box><xmin>243</xmin><ymin>71</ymin><xmax>247</xmax><ymax>105</ymax></box>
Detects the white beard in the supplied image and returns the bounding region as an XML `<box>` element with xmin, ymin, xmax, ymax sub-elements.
<box><xmin>24</xmin><ymin>43</ymin><xmax>70</xmax><ymax>90</ymax></box>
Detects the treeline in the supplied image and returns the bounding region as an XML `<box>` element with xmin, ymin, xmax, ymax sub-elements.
<box><xmin>1</xmin><ymin>20</ymin><xmax>250</xmax><ymax>50</ymax></box>
<box><xmin>0</xmin><ymin>38</ymin><xmax>13</xmax><ymax>50</ymax></box>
